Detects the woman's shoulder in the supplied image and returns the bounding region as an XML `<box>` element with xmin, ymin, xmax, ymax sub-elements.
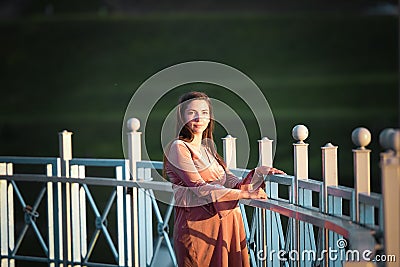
<box><xmin>166</xmin><ymin>139</ymin><xmax>193</xmax><ymax>162</ymax></box>
<box><xmin>168</xmin><ymin>139</ymin><xmax>190</xmax><ymax>152</ymax></box>
<box><xmin>170</xmin><ymin>139</ymin><xmax>186</xmax><ymax>147</ymax></box>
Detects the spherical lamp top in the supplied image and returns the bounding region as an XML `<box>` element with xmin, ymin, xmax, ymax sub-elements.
<box><xmin>388</xmin><ymin>130</ymin><xmax>400</xmax><ymax>153</ymax></box>
<box><xmin>351</xmin><ymin>127</ymin><xmax>371</xmax><ymax>149</ymax></box>
<box><xmin>127</xmin><ymin>118</ymin><xmax>140</xmax><ymax>132</ymax></box>
<box><xmin>292</xmin><ymin>125</ymin><xmax>309</xmax><ymax>143</ymax></box>
<box><xmin>379</xmin><ymin>128</ymin><xmax>395</xmax><ymax>150</ymax></box>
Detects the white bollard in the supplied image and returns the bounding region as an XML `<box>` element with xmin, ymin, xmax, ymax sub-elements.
<box><xmin>351</xmin><ymin>127</ymin><xmax>371</xmax><ymax>223</ymax></box>
<box><xmin>127</xmin><ymin>118</ymin><xmax>141</xmax><ymax>267</ymax></box>
<box><xmin>222</xmin><ymin>135</ymin><xmax>237</xmax><ymax>169</ymax></box>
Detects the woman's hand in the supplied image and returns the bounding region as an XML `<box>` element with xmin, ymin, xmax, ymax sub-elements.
<box><xmin>255</xmin><ymin>166</ymin><xmax>286</xmax><ymax>176</ymax></box>
<box><xmin>239</xmin><ymin>188</ymin><xmax>268</xmax><ymax>199</ymax></box>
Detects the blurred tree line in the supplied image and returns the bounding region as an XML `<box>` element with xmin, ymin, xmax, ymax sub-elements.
<box><xmin>0</xmin><ymin>0</ymin><xmax>397</xmax><ymax>18</ymax></box>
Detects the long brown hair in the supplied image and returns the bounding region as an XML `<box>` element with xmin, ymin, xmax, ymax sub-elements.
<box><xmin>163</xmin><ymin>91</ymin><xmax>227</xmax><ymax>180</ymax></box>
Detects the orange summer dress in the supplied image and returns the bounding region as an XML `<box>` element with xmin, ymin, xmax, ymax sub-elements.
<box><xmin>165</xmin><ymin>139</ymin><xmax>263</xmax><ymax>267</ymax></box>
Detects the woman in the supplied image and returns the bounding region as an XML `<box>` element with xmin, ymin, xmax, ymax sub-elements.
<box><xmin>164</xmin><ymin>91</ymin><xmax>284</xmax><ymax>267</ymax></box>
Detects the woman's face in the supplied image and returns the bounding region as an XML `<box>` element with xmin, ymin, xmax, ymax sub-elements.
<box><xmin>183</xmin><ymin>99</ymin><xmax>210</xmax><ymax>134</ymax></box>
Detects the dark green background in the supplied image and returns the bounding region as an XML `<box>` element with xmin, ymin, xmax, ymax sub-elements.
<box><xmin>0</xmin><ymin>1</ymin><xmax>398</xmax><ymax>263</ymax></box>
<box><xmin>1</xmin><ymin>7</ymin><xmax>397</xmax><ymax>188</ymax></box>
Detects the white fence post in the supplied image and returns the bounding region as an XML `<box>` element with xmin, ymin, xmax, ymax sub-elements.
<box><xmin>351</xmin><ymin>127</ymin><xmax>371</xmax><ymax>223</ymax></box>
<box><xmin>47</xmin><ymin>163</ymin><xmax>56</xmax><ymax>267</ymax></box>
<box><xmin>322</xmin><ymin>143</ymin><xmax>339</xmax><ymax>212</ymax></box>
<box><xmin>52</xmin><ymin>158</ymin><xmax>62</xmax><ymax>267</ymax></box>
<box><xmin>70</xmin><ymin>165</ymin><xmax>81</xmax><ymax>267</ymax></box>
<box><xmin>292</xmin><ymin>125</ymin><xmax>309</xmax><ymax>197</ymax></box>
<box><xmin>321</xmin><ymin>143</ymin><xmax>341</xmax><ymax>267</ymax></box>
<box><xmin>116</xmin><ymin>164</ymin><xmax>126</xmax><ymax>267</ymax></box>
<box><xmin>127</xmin><ymin>118</ymin><xmax>141</xmax><ymax>267</ymax></box>
<box><xmin>380</xmin><ymin>129</ymin><xmax>400</xmax><ymax>267</ymax></box>
<box><xmin>123</xmin><ymin>162</ymin><xmax>132</xmax><ymax>267</ymax></box>
<box><xmin>77</xmin><ymin>166</ymin><xmax>87</xmax><ymax>264</ymax></box>
<box><xmin>144</xmin><ymin>168</ymin><xmax>153</xmax><ymax>266</ymax></box>
<box><xmin>0</xmin><ymin>163</ymin><xmax>8</xmax><ymax>267</ymax></box>
<box><xmin>59</xmin><ymin>130</ymin><xmax>73</xmax><ymax>266</ymax></box>
<box><xmin>292</xmin><ymin>125</ymin><xmax>314</xmax><ymax>267</ymax></box>
<box><xmin>222</xmin><ymin>135</ymin><xmax>237</xmax><ymax>169</ymax></box>
<box><xmin>137</xmin><ymin>165</ymin><xmax>153</xmax><ymax>267</ymax></box>
<box><xmin>258</xmin><ymin>137</ymin><xmax>283</xmax><ymax>267</ymax></box>
<box><xmin>6</xmin><ymin>164</ymin><xmax>14</xmax><ymax>267</ymax></box>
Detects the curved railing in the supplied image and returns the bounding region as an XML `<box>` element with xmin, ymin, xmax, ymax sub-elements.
<box><xmin>0</xmin><ymin>123</ymin><xmax>399</xmax><ymax>267</ymax></box>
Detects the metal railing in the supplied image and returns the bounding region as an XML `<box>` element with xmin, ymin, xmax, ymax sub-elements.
<box><xmin>0</xmin><ymin>120</ymin><xmax>399</xmax><ymax>267</ymax></box>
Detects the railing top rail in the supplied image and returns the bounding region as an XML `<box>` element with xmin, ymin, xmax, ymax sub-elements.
<box><xmin>240</xmin><ymin>198</ymin><xmax>376</xmax><ymax>252</ymax></box>
<box><xmin>0</xmin><ymin>156</ymin><xmax>58</xmax><ymax>165</ymax></box>
<box><xmin>136</xmin><ymin>160</ymin><xmax>163</xmax><ymax>170</ymax></box>
<box><xmin>0</xmin><ymin>173</ymin><xmax>174</xmax><ymax>192</ymax></box>
<box><xmin>327</xmin><ymin>185</ymin><xmax>354</xmax><ymax>200</ymax></box>
<box><xmin>1</xmin><ymin>173</ymin><xmax>376</xmax><ymax>253</ymax></box>
<box><xmin>298</xmin><ymin>178</ymin><xmax>323</xmax><ymax>192</ymax></box>
<box><xmin>267</xmin><ymin>174</ymin><xmax>292</xmax><ymax>185</ymax></box>
<box><xmin>359</xmin><ymin>192</ymin><xmax>381</xmax><ymax>208</ymax></box>
<box><xmin>70</xmin><ymin>158</ymin><xmax>127</xmax><ymax>167</ymax></box>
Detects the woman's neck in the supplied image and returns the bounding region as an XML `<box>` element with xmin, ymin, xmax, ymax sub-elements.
<box><xmin>190</xmin><ymin>134</ymin><xmax>202</xmax><ymax>148</ymax></box>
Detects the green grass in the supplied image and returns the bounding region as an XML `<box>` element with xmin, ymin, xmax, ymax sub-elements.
<box><xmin>0</xmin><ymin>13</ymin><xmax>397</xmax><ymax>192</ymax></box>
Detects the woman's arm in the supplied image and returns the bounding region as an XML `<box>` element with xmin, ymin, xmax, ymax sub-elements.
<box><xmin>224</xmin><ymin>166</ymin><xmax>285</xmax><ymax>190</ymax></box>
<box><xmin>167</xmin><ymin>141</ymin><xmax>275</xmax><ymax>204</ymax></box>
<box><xmin>167</xmin><ymin>141</ymin><xmax>242</xmax><ymax>203</ymax></box>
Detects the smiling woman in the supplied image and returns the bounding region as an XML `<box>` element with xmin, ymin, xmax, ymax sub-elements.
<box><xmin>184</xmin><ymin>99</ymin><xmax>210</xmax><ymax>135</ymax></box>
<box><xmin>163</xmin><ymin>91</ymin><xmax>285</xmax><ymax>267</ymax></box>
